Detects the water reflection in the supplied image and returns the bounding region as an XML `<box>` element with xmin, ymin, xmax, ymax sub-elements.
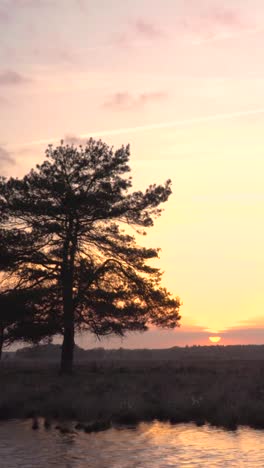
<box><xmin>0</xmin><ymin>420</ymin><xmax>264</xmax><ymax>467</ymax></box>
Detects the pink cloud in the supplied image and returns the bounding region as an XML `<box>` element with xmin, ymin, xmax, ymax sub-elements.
<box><xmin>0</xmin><ymin>146</ymin><xmax>15</xmax><ymax>168</ymax></box>
<box><xmin>210</xmin><ymin>8</ymin><xmax>243</xmax><ymax>28</ymax></box>
<box><xmin>229</xmin><ymin>316</ymin><xmax>264</xmax><ymax>329</ymax></box>
<box><xmin>0</xmin><ymin>70</ymin><xmax>30</xmax><ymax>86</ymax></box>
<box><xmin>64</xmin><ymin>134</ymin><xmax>86</xmax><ymax>145</ymax></box>
<box><xmin>0</xmin><ymin>0</ymin><xmax>56</xmax><ymax>21</ymax></box>
<box><xmin>82</xmin><ymin>321</ymin><xmax>264</xmax><ymax>348</ymax></box>
<box><xmin>30</xmin><ymin>43</ymin><xmax>77</xmax><ymax>66</ymax></box>
<box><xmin>104</xmin><ymin>91</ymin><xmax>167</xmax><ymax>111</ymax></box>
<box><xmin>113</xmin><ymin>18</ymin><xmax>165</xmax><ymax>48</ymax></box>
<box><xmin>113</xmin><ymin>7</ymin><xmax>247</xmax><ymax>49</ymax></box>
<box><xmin>134</xmin><ymin>19</ymin><xmax>164</xmax><ymax>39</ymax></box>
<box><xmin>180</xmin><ymin>6</ymin><xmax>249</xmax><ymax>42</ymax></box>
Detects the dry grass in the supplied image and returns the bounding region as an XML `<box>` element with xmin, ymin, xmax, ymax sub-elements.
<box><xmin>1</xmin><ymin>359</ymin><xmax>264</xmax><ymax>430</ymax></box>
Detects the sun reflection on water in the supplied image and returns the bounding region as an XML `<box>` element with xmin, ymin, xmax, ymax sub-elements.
<box><xmin>1</xmin><ymin>420</ymin><xmax>264</xmax><ymax>467</ymax></box>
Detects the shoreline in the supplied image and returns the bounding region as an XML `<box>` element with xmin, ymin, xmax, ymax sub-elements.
<box><xmin>1</xmin><ymin>359</ymin><xmax>264</xmax><ymax>431</ymax></box>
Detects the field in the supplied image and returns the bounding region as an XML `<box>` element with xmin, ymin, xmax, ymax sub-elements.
<box><xmin>1</xmin><ymin>358</ymin><xmax>264</xmax><ymax>431</ymax></box>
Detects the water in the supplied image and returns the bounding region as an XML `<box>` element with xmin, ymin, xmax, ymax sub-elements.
<box><xmin>0</xmin><ymin>420</ymin><xmax>264</xmax><ymax>467</ymax></box>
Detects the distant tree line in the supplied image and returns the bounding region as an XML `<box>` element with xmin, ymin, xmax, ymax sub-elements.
<box><xmin>0</xmin><ymin>139</ymin><xmax>181</xmax><ymax>372</ymax></box>
<box><xmin>12</xmin><ymin>344</ymin><xmax>264</xmax><ymax>362</ymax></box>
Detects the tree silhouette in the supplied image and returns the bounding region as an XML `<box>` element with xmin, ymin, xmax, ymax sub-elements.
<box><xmin>0</xmin><ymin>289</ymin><xmax>60</xmax><ymax>358</ymax></box>
<box><xmin>0</xmin><ymin>140</ymin><xmax>181</xmax><ymax>372</ymax></box>
<box><xmin>0</xmin><ymin>224</ymin><xmax>59</xmax><ymax>357</ymax></box>
<box><xmin>0</xmin><ymin>215</ymin><xmax>26</xmax><ymax>358</ymax></box>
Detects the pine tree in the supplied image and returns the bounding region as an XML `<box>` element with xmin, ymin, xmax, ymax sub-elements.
<box><xmin>0</xmin><ymin>139</ymin><xmax>181</xmax><ymax>373</ymax></box>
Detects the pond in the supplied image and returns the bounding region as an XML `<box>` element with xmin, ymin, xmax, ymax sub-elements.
<box><xmin>0</xmin><ymin>419</ymin><xmax>264</xmax><ymax>467</ymax></box>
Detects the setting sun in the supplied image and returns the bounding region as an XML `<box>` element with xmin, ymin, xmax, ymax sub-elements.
<box><xmin>209</xmin><ymin>337</ymin><xmax>222</xmax><ymax>344</ymax></box>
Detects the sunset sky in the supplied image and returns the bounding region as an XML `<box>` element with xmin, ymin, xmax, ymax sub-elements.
<box><xmin>1</xmin><ymin>0</ymin><xmax>264</xmax><ymax>347</ymax></box>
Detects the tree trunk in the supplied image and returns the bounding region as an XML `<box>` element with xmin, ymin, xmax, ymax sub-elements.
<box><xmin>60</xmin><ymin>271</ymin><xmax>75</xmax><ymax>374</ymax></box>
<box><xmin>60</xmin><ymin>317</ymin><xmax>74</xmax><ymax>374</ymax></box>
<box><xmin>60</xmin><ymin>223</ymin><xmax>76</xmax><ymax>374</ymax></box>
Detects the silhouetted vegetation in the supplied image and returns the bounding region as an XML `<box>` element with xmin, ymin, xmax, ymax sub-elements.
<box><xmin>0</xmin><ymin>140</ymin><xmax>181</xmax><ymax>372</ymax></box>
<box><xmin>0</xmin><ymin>290</ymin><xmax>60</xmax><ymax>360</ymax></box>
<box><xmin>13</xmin><ymin>343</ymin><xmax>264</xmax><ymax>361</ymax></box>
<box><xmin>1</xmin><ymin>354</ymin><xmax>264</xmax><ymax>430</ymax></box>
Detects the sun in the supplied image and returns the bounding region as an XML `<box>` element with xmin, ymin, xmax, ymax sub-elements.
<box><xmin>209</xmin><ymin>336</ymin><xmax>221</xmax><ymax>343</ymax></box>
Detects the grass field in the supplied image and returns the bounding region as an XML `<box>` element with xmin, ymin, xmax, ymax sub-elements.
<box><xmin>1</xmin><ymin>359</ymin><xmax>264</xmax><ymax>430</ymax></box>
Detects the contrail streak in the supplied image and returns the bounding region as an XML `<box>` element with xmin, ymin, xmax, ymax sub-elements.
<box><xmin>191</xmin><ymin>26</ymin><xmax>264</xmax><ymax>45</ymax></box>
<box><xmin>12</xmin><ymin>107</ymin><xmax>264</xmax><ymax>149</ymax></box>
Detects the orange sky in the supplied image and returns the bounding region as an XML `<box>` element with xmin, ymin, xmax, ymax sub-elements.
<box><xmin>1</xmin><ymin>0</ymin><xmax>264</xmax><ymax>347</ymax></box>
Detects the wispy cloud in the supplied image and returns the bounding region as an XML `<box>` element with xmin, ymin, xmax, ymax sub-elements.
<box><xmin>220</xmin><ymin>327</ymin><xmax>264</xmax><ymax>345</ymax></box>
<box><xmin>134</xmin><ymin>19</ymin><xmax>164</xmax><ymax>39</ymax></box>
<box><xmin>64</xmin><ymin>134</ymin><xmax>86</xmax><ymax>146</ymax></box>
<box><xmin>192</xmin><ymin>26</ymin><xmax>264</xmax><ymax>45</ymax></box>
<box><xmin>0</xmin><ymin>70</ymin><xmax>30</xmax><ymax>86</ymax></box>
<box><xmin>84</xmin><ymin>320</ymin><xmax>264</xmax><ymax>348</ymax></box>
<box><xmin>0</xmin><ymin>146</ymin><xmax>15</xmax><ymax>169</ymax></box>
<box><xmin>10</xmin><ymin>106</ymin><xmax>264</xmax><ymax>149</ymax></box>
<box><xmin>0</xmin><ymin>0</ymin><xmax>56</xmax><ymax>23</ymax></box>
<box><xmin>103</xmin><ymin>91</ymin><xmax>167</xmax><ymax>111</ymax></box>
<box><xmin>184</xmin><ymin>6</ymin><xmax>242</xmax><ymax>32</ymax></box>
<box><xmin>113</xmin><ymin>18</ymin><xmax>164</xmax><ymax>48</ymax></box>
<box><xmin>231</xmin><ymin>316</ymin><xmax>264</xmax><ymax>329</ymax></box>
<box><xmin>180</xmin><ymin>5</ymin><xmax>257</xmax><ymax>45</ymax></box>
<box><xmin>31</xmin><ymin>45</ymin><xmax>77</xmax><ymax>66</ymax></box>
<box><xmin>203</xmin><ymin>6</ymin><xmax>243</xmax><ymax>29</ymax></box>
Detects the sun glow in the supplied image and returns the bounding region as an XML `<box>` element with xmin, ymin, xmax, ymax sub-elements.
<box><xmin>209</xmin><ymin>336</ymin><xmax>222</xmax><ymax>343</ymax></box>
